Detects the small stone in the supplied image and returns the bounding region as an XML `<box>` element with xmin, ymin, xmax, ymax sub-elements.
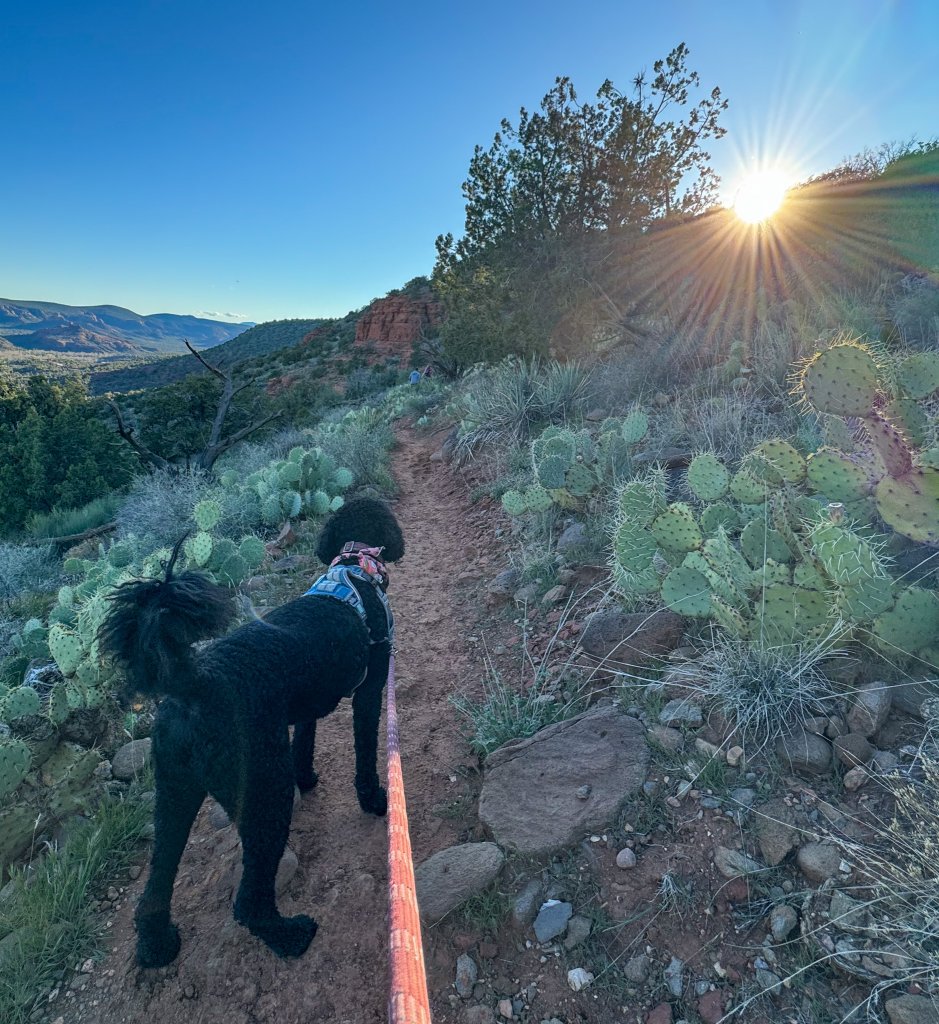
<box><xmin>562</xmin><ymin>915</ymin><xmax>592</xmax><ymax>950</ymax></box>
<box><xmin>575</xmin><ymin>784</ymin><xmax>591</xmax><ymax>800</ymax></box>
<box><xmin>846</xmin><ymin>682</ymin><xmax>892</xmax><ymax>737</ymax></box>
<box><xmin>616</xmin><ymin>848</ymin><xmax>637</xmax><ymax>869</ymax></box>
<box><xmin>463</xmin><ymin>1009</ymin><xmax>495</xmax><ymax>1024</ymax></box>
<box><xmin>183</xmin><ymin>984</ymin><xmax>196</xmax><ymax>999</ymax></box>
<box><xmin>208</xmin><ymin>802</ymin><xmax>231</xmax><ymax>830</ymax></box>
<box><xmin>775</xmin><ymin>729</ymin><xmax>832</xmax><ymax>776</ymax></box>
<box><xmin>664</xmin><ymin>956</ymin><xmax>684</xmax><ymax>997</ymax></box>
<box><xmin>769</xmin><ymin>904</ymin><xmax>798</xmax><ymax>941</ymax></box>
<box><xmin>533</xmin><ymin>900</ymin><xmax>572</xmax><ymax>943</ymax></box>
<box><xmin>542</xmin><ymin>585</ymin><xmax>568</xmax><ymax>605</ymax></box>
<box><xmin>659</xmin><ymin>699</ymin><xmax>703</xmax><ymax>728</ymax></box>
<box><xmin>713</xmin><ymin>846</ymin><xmax>762</xmax><ymax>879</ymax></box>
<box><xmin>694</xmin><ymin>738</ymin><xmax>721</xmax><ymax>758</ymax></box>
<box><xmin>833</xmin><ymin>733</ymin><xmax>874</xmax><ymax>768</ymax></box>
<box><xmin>873</xmin><ymin>750</ymin><xmax>900</xmax><ymax>772</ymax></box>
<box><xmin>647</xmin><ymin>725</ymin><xmax>685</xmax><ymax>752</ymax></box>
<box><xmin>127</xmin><ymin>865</ymin><xmax>142</xmax><ymax>881</ymax></box>
<box><xmin>624</xmin><ymin>953</ymin><xmax>650</xmax><ymax>983</ymax></box>
<box><xmin>454</xmin><ymin>954</ymin><xmax>478</xmax><ymax>998</ymax></box>
<box><xmin>646</xmin><ymin>1005</ymin><xmax>673</xmax><ymax>1024</ymax></box>
<box><xmin>110</xmin><ymin>739</ymin><xmax>152</xmax><ymax>781</ymax></box>
<box><xmin>567</xmin><ymin>967</ymin><xmax>594</xmax><ymax>991</ymax></box>
<box><xmin>797</xmin><ymin>843</ymin><xmax>843</xmax><ymax>884</ymax></box>
<box><xmin>843</xmin><ymin>765</ymin><xmax>869</xmax><ymax>791</ymax></box>
<box><xmin>755</xmin><ymin>968</ymin><xmax>782</xmax><ymax>993</ymax></box>
<box><xmin>697</xmin><ymin>990</ymin><xmax>724</xmax><ymax>1024</ymax></box>
<box><xmin>511</xmin><ymin>880</ymin><xmax>544</xmax><ymax>930</ymax></box>
<box><xmin>726</xmin><ymin>745</ymin><xmax>744</xmax><ymax>767</ymax></box>
<box><xmin>497</xmin><ymin>997</ymin><xmax>514</xmax><ymax>1019</ymax></box>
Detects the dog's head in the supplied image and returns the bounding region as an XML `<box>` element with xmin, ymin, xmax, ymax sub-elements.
<box><xmin>315</xmin><ymin>497</ymin><xmax>405</xmax><ymax>566</ymax></box>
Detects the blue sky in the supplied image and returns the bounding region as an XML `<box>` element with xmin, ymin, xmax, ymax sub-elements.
<box><xmin>2</xmin><ymin>0</ymin><xmax>937</xmax><ymax>323</ymax></box>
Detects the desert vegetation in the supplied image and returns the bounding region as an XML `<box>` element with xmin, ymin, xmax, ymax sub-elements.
<box><xmin>0</xmin><ymin>40</ymin><xmax>938</xmax><ymax>1024</ymax></box>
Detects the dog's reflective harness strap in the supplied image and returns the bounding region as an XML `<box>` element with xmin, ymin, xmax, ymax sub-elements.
<box><xmin>386</xmin><ymin>653</ymin><xmax>432</xmax><ymax>1024</ymax></box>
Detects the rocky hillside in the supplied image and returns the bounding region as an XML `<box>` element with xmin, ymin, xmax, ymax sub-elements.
<box><xmin>0</xmin><ymin>299</ymin><xmax>251</xmax><ymax>355</ymax></box>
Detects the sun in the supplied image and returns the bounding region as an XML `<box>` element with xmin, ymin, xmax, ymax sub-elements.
<box><xmin>733</xmin><ymin>170</ymin><xmax>790</xmax><ymax>224</ymax></box>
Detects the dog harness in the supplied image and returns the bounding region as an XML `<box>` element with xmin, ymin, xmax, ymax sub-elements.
<box><xmin>303</xmin><ymin>542</ymin><xmax>395</xmax><ymax>648</ymax></box>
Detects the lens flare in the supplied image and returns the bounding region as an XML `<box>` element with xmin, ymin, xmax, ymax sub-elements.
<box><xmin>733</xmin><ymin>170</ymin><xmax>790</xmax><ymax>223</ymax></box>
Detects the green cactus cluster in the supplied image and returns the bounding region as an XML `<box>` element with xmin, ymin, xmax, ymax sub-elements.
<box><xmin>235</xmin><ymin>445</ymin><xmax>351</xmax><ymax>527</ymax></box>
<box><xmin>611</xmin><ymin>436</ymin><xmax>939</xmax><ymax>665</ymax></box>
<box><xmin>798</xmin><ymin>340</ymin><xmax>939</xmax><ymax>545</ymax></box>
<box><xmin>502</xmin><ymin>412</ymin><xmax>649</xmax><ymax>517</ymax></box>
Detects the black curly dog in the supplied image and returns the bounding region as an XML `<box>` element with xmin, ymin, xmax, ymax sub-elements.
<box><xmin>99</xmin><ymin>498</ymin><xmax>403</xmax><ymax>968</ymax></box>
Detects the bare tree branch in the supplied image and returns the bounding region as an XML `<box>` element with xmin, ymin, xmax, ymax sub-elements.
<box><xmin>107</xmin><ymin>399</ymin><xmax>173</xmax><ymax>472</ymax></box>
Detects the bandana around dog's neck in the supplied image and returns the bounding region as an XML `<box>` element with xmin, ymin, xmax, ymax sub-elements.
<box><xmin>329</xmin><ymin>541</ymin><xmax>390</xmax><ymax>590</ymax></box>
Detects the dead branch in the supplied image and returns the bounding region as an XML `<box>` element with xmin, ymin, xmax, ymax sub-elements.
<box><xmin>107</xmin><ymin>399</ymin><xmax>173</xmax><ymax>472</ymax></box>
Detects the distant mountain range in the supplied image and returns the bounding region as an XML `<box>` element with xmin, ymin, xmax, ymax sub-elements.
<box><xmin>0</xmin><ymin>298</ymin><xmax>253</xmax><ymax>355</ymax></box>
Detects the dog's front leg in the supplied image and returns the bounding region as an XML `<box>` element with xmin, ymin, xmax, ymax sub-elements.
<box><xmin>352</xmin><ymin>652</ymin><xmax>389</xmax><ymax>816</ymax></box>
<box><xmin>292</xmin><ymin>720</ymin><xmax>319</xmax><ymax>792</ymax></box>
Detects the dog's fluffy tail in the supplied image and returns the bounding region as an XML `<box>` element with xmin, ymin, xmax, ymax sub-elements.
<box><xmin>99</xmin><ymin>569</ymin><xmax>235</xmax><ymax>700</ymax></box>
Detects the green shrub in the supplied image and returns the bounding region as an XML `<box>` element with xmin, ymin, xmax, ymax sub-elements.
<box><xmin>26</xmin><ymin>494</ymin><xmax>124</xmax><ymax>541</ymax></box>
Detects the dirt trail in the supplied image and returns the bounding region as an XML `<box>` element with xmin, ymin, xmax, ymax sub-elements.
<box><xmin>54</xmin><ymin>427</ymin><xmax>494</xmax><ymax>1024</ymax></box>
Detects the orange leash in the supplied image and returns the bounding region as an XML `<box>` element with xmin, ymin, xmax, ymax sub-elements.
<box><xmin>386</xmin><ymin>653</ymin><xmax>433</xmax><ymax>1023</ymax></box>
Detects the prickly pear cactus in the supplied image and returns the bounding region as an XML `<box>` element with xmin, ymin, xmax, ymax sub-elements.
<box><xmin>194</xmin><ymin>499</ymin><xmax>222</xmax><ymax>531</ymax></box>
<box><xmin>687</xmin><ymin>453</ymin><xmax>730</xmax><ymax>501</ymax></box>
<box><xmin>0</xmin><ymin>686</ymin><xmax>41</xmax><ymax>722</ymax></box>
<box><xmin>0</xmin><ymin>737</ymin><xmax>31</xmax><ymax>801</ymax></box>
<box><xmin>185</xmin><ymin>531</ymin><xmax>214</xmax><ymax>567</ymax></box>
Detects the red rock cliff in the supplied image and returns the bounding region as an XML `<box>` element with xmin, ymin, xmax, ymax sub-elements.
<box><xmin>353</xmin><ymin>293</ymin><xmax>443</xmax><ymax>356</ymax></box>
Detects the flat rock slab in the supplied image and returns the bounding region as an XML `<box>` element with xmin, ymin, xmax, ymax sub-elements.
<box><xmin>414</xmin><ymin>841</ymin><xmax>505</xmax><ymax>922</ymax></box>
<box><xmin>579</xmin><ymin>609</ymin><xmax>684</xmax><ymax>666</ymax></box>
<box><xmin>479</xmin><ymin>706</ymin><xmax>649</xmax><ymax>855</ymax></box>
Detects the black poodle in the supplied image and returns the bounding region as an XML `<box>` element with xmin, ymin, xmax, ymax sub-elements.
<box><xmin>99</xmin><ymin>497</ymin><xmax>404</xmax><ymax>968</ymax></box>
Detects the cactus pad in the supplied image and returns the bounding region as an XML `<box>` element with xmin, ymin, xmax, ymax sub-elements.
<box><xmin>740</xmin><ymin>518</ymin><xmax>792</xmax><ymax>568</ymax></box>
<box><xmin>613</xmin><ymin>524</ymin><xmax>658</xmax><ymax>573</ymax></box>
<box><xmin>752</xmin><ymin>440</ymin><xmax>806</xmax><ymax>484</ymax></box>
<box><xmin>535</xmin><ymin>455</ymin><xmax>568</xmax><ymax>490</ymax></box>
<box><xmin>617</xmin><ymin>479</ymin><xmax>665</xmax><ymax>526</ymax></box>
<box><xmin>806</xmin><ymin>448</ymin><xmax>874</xmax><ymax>502</ymax></box>
<box><xmin>661</xmin><ymin>566</ymin><xmax>712</xmax><ymax>617</ymax></box>
<box><xmin>800</xmin><ymin>343</ymin><xmax>879</xmax><ymax>416</ymax></box>
<box><xmin>564</xmin><ymin>462</ymin><xmax>597</xmax><ymax>498</ymax></box>
<box><xmin>194</xmin><ymin>499</ymin><xmax>222</xmax><ymax>532</ymax></box>
<box><xmin>48</xmin><ymin>626</ymin><xmax>84</xmax><ymax>677</ymax></box>
<box><xmin>238</xmin><ymin>536</ymin><xmax>266</xmax><ymax>571</ymax></box>
<box><xmin>872</xmin><ymin>588</ymin><xmax>939</xmax><ymax>657</ymax></box>
<box><xmin>620</xmin><ymin>408</ymin><xmax>649</xmax><ymax>445</ymax></box>
<box><xmin>875</xmin><ymin>468</ymin><xmax>939</xmax><ymax>544</ymax></box>
<box><xmin>729</xmin><ymin>469</ymin><xmax>767</xmax><ymax>505</ymax></box>
<box><xmin>651</xmin><ymin>505</ymin><xmax>703</xmax><ymax>552</ymax></box>
<box><xmin>895</xmin><ymin>352</ymin><xmax>939</xmax><ymax>400</ymax></box>
<box><xmin>310</xmin><ymin>490</ymin><xmax>331</xmax><ymax>516</ymax></box>
<box><xmin>0</xmin><ymin>738</ymin><xmax>31</xmax><ymax>801</ymax></box>
<box><xmin>700</xmin><ymin>502</ymin><xmax>740</xmax><ymax>536</ymax></box>
<box><xmin>0</xmin><ymin>686</ymin><xmax>41</xmax><ymax>721</ymax></box>
<box><xmin>332</xmin><ymin>467</ymin><xmax>354</xmax><ymax>491</ymax></box>
<box><xmin>501</xmin><ymin>490</ymin><xmax>528</xmax><ymax>516</ymax></box>
<box><xmin>686</xmin><ymin>454</ymin><xmax>730</xmax><ymax>501</ymax></box>
<box><xmin>524</xmin><ymin>485</ymin><xmax>553</xmax><ymax>513</ymax></box>
<box><xmin>186</xmin><ymin>531</ymin><xmax>214</xmax><ymax>568</ymax></box>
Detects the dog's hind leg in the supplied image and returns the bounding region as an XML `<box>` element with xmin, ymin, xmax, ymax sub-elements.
<box><xmin>291</xmin><ymin>720</ymin><xmax>318</xmax><ymax>792</ymax></box>
<box><xmin>352</xmin><ymin>652</ymin><xmax>389</xmax><ymax>816</ymax></box>
<box><xmin>135</xmin><ymin>771</ymin><xmax>205</xmax><ymax>968</ymax></box>
<box><xmin>233</xmin><ymin>735</ymin><xmax>317</xmax><ymax>958</ymax></box>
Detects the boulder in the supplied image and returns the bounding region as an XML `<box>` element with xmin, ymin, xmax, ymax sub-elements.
<box><xmin>846</xmin><ymin>682</ymin><xmax>892</xmax><ymax>737</ymax></box>
<box><xmin>885</xmin><ymin>994</ymin><xmax>938</xmax><ymax>1024</ymax></box>
<box><xmin>775</xmin><ymin>729</ymin><xmax>832</xmax><ymax>776</ymax></box>
<box><xmin>110</xmin><ymin>738</ymin><xmax>152</xmax><ymax>781</ymax></box>
<box><xmin>579</xmin><ymin>609</ymin><xmax>684</xmax><ymax>667</ymax></box>
<box><xmin>752</xmin><ymin>798</ymin><xmax>801</xmax><ymax>865</ymax></box>
<box><xmin>833</xmin><ymin>733</ymin><xmax>874</xmax><ymax>767</ymax></box>
<box><xmin>796</xmin><ymin>842</ymin><xmax>843</xmax><ymax>884</ymax></box>
<box><xmin>414</xmin><ymin>842</ymin><xmax>505</xmax><ymax>922</ymax></box>
<box><xmin>478</xmin><ymin>706</ymin><xmax>649</xmax><ymax>854</ymax></box>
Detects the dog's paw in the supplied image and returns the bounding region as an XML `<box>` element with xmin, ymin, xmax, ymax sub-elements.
<box><xmin>357</xmin><ymin>783</ymin><xmax>387</xmax><ymax>816</ymax></box>
<box><xmin>296</xmin><ymin>769</ymin><xmax>319</xmax><ymax>793</ymax></box>
<box><xmin>136</xmin><ymin>922</ymin><xmax>181</xmax><ymax>969</ymax></box>
<box><xmin>249</xmin><ymin>914</ymin><xmax>318</xmax><ymax>959</ymax></box>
